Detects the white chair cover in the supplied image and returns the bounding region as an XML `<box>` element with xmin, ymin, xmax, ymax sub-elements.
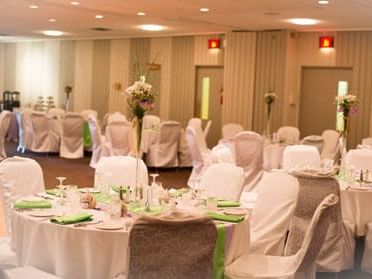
<box><xmin>225</xmin><ymin>194</ymin><xmax>338</xmax><ymax>279</ymax></box>
<box><xmin>21</xmin><ymin>108</ymin><xmax>33</xmax><ymax>149</ymax></box>
<box><xmin>30</xmin><ymin>112</ymin><xmax>59</xmax><ymax>153</ymax></box>
<box><xmin>249</xmin><ymin>172</ymin><xmax>299</xmax><ymax>256</ymax></box>
<box><xmin>362</xmin><ymin>137</ymin><xmax>372</xmax><ymax>146</ymax></box>
<box><xmin>80</xmin><ymin>110</ymin><xmax>98</xmax><ymax>121</ymax></box>
<box><xmin>344</xmin><ymin>149</ymin><xmax>372</xmax><ymax>170</ymax></box>
<box><xmin>200</xmin><ymin>163</ymin><xmax>244</xmax><ymax>201</ymax></box>
<box><xmin>87</xmin><ymin>115</ymin><xmax>110</xmax><ymax>168</ymax></box>
<box><xmin>143</xmin><ymin>115</ymin><xmax>161</xmax><ymax>130</ymax></box>
<box><xmin>60</xmin><ymin>113</ymin><xmax>84</xmax><ymax>159</ymax></box>
<box><xmin>204</xmin><ymin>120</ymin><xmax>212</xmax><ymax>138</ymax></box>
<box><xmin>222</xmin><ymin>123</ymin><xmax>244</xmax><ymax>140</ymax></box>
<box><xmin>185</xmin><ymin>127</ymin><xmax>214</xmax><ymax>187</ymax></box>
<box><xmin>321</xmin><ymin>129</ymin><xmax>340</xmax><ymax>160</ymax></box>
<box><xmin>362</xmin><ymin>223</ymin><xmax>372</xmax><ymax>274</ymax></box>
<box><xmin>0</xmin><ymin>157</ymin><xmax>44</xmax><ymax>234</ymax></box>
<box><xmin>15</xmin><ymin>111</ymin><xmax>26</xmax><ymax>153</ymax></box>
<box><xmin>300</xmin><ymin>135</ymin><xmax>324</xmax><ymax>153</ymax></box>
<box><xmin>0</xmin><ymin>111</ymin><xmax>12</xmax><ymax>160</ymax></box>
<box><xmin>282</xmin><ymin>145</ymin><xmax>321</xmax><ymax>170</ymax></box>
<box><xmin>0</xmin><ymin>237</ymin><xmax>17</xmax><ymax>269</ymax></box>
<box><xmin>211</xmin><ymin>142</ymin><xmax>235</xmax><ymax>164</ymax></box>
<box><xmin>234</xmin><ymin>131</ymin><xmax>264</xmax><ymax>192</ymax></box>
<box><xmin>2</xmin><ymin>266</ymin><xmax>60</xmax><ymax>279</ymax></box>
<box><xmin>48</xmin><ymin>108</ymin><xmax>65</xmax><ymax>119</ymax></box>
<box><xmin>177</xmin><ymin>129</ymin><xmax>192</xmax><ymax>167</ymax></box>
<box><xmin>146</xmin><ymin>121</ymin><xmax>181</xmax><ymax>167</ymax></box>
<box><xmin>94</xmin><ymin>156</ymin><xmax>148</xmax><ymax>191</ymax></box>
<box><xmin>187</xmin><ymin>118</ymin><xmax>209</xmax><ymax>149</ymax></box>
<box><xmin>105</xmin><ymin>119</ymin><xmax>131</xmax><ymax>156</ymax></box>
<box><xmin>277</xmin><ymin>126</ymin><xmax>300</xmax><ymax>145</ymax></box>
<box><xmin>107</xmin><ymin>112</ymin><xmax>128</xmax><ymax>124</ymax></box>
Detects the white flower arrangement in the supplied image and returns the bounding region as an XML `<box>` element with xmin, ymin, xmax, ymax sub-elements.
<box><xmin>124</xmin><ymin>81</ymin><xmax>157</xmax><ymax>118</ymax></box>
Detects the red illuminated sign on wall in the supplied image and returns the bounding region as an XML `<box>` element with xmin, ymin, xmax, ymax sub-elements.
<box><xmin>208</xmin><ymin>39</ymin><xmax>220</xmax><ymax>49</ymax></box>
<box><xmin>319</xmin><ymin>36</ymin><xmax>334</xmax><ymax>48</ymax></box>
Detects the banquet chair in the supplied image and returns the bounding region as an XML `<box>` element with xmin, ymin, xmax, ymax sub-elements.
<box><xmin>200</xmin><ymin>163</ymin><xmax>244</xmax><ymax>201</ymax></box>
<box><xmin>60</xmin><ymin>112</ymin><xmax>84</xmax><ymax>159</ymax></box>
<box><xmin>300</xmin><ymin>135</ymin><xmax>324</xmax><ymax>153</ymax></box>
<box><xmin>14</xmin><ymin>111</ymin><xmax>25</xmax><ymax>153</ymax></box>
<box><xmin>234</xmin><ymin>131</ymin><xmax>264</xmax><ymax>192</ymax></box>
<box><xmin>282</xmin><ymin>145</ymin><xmax>321</xmax><ymax>170</ymax></box>
<box><xmin>204</xmin><ymin>119</ymin><xmax>212</xmax><ymax>139</ymax></box>
<box><xmin>362</xmin><ymin>223</ymin><xmax>372</xmax><ymax>274</ymax></box>
<box><xmin>105</xmin><ymin>119</ymin><xmax>131</xmax><ymax>156</ymax></box>
<box><xmin>211</xmin><ymin>143</ymin><xmax>235</xmax><ymax>164</ymax></box>
<box><xmin>48</xmin><ymin>108</ymin><xmax>65</xmax><ymax>119</ymax></box>
<box><xmin>277</xmin><ymin>126</ymin><xmax>300</xmax><ymax>145</ymax></box>
<box><xmin>0</xmin><ymin>266</ymin><xmax>60</xmax><ymax>279</ymax></box>
<box><xmin>21</xmin><ymin>108</ymin><xmax>33</xmax><ymax>150</ymax></box>
<box><xmin>87</xmin><ymin>114</ymin><xmax>110</xmax><ymax>168</ymax></box>
<box><xmin>222</xmin><ymin>123</ymin><xmax>244</xmax><ymax>140</ymax></box>
<box><xmin>248</xmin><ymin>172</ymin><xmax>299</xmax><ymax>256</ymax></box>
<box><xmin>146</xmin><ymin>121</ymin><xmax>181</xmax><ymax>167</ymax></box>
<box><xmin>188</xmin><ymin>117</ymin><xmax>210</xmax><ymax>145</ymax></box>
<box><xmin>128</xmin><ymin>211</ymin><xmax>216</xmax><ymax>279</ymax></box>
<box><xmin>94</xmin><ymin>156</ymin><xmax>148</xmax><ymax>190</ymax></box>
<box><xmin>30</xmin><ymin>112</ymin><xmax>59</xmax><ymax>153</ymax></box>
<box><xmin>81</xmin><ymin>109</ymin><xmax>98</xmax><ymax>121</ymax></box>
<box><xmin>225</xmin><ymin>194</ymin><xmax>338</xmax><ymax>279</ymax></box>
<box><xmin>185</xmin><ymin>127</ymin><xmax>214</xmax><ymax>187</ymax></box>
<box><xmin>107</xmin><ymin>112</ymin><xmax>128</xmax><ymax>124</ymax></box>
<box><xmin>143</xmin><ymin>114</ymin><xmax>161</xmax><ymax>130</ymax></box>
<box><xmin>0</xmin><ymin>111</ymin><xmax>12</xmax><ymax>160</ymax></box>
<box><xmin>362</xmin><ymin>137</ymin><xmax>372</xmax><ymax>146</ymax></box>
<box><xmin>178</xmin><ymin>128</ymin><xmax>192</xmax><ymax>167</ymax></box>
<box><xmin>344</xmin><ymin>149</ymin><xmax>372</xmax><ymax>170</ymax></box>
<box><xmin>320</xmin><ymin>129</ymin><xmax>340</xmax><ymax>160</ymax></box>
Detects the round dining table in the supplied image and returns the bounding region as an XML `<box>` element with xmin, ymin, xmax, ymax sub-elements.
<box><xmin>11</xmin><ymin>195</ymin><xmax>250</xmax><ymax>279</ymax></box>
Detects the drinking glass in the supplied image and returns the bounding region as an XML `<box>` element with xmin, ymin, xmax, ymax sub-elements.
<box><xmin>66</xmin><ymin>185</ymin><xmax>80</xmax><ymax>213</ymax></box>
<box><xmin>56</xmin><ymin>176</ymin><xmax>67</xmax><ymax>204</ymax></box>
<box><xmin>109</xmin><ymin>197</ymin><xmax>122</xmax><ymax>224</ymax></box>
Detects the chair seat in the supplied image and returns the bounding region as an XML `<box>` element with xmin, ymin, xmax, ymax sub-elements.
<box><xmin>0</xmin><ymin>237</ymin><xmax>17</xmax><ymax>269</ymax></box>
<box><xmin>225</xmin><ymin>253</ymin><xmax>297</xmax><ymax>279</ymax></box>
<box><xmin>4</xmin><ymin>266</ymin><xmax>60</xmax><ymax>279</ymax></box>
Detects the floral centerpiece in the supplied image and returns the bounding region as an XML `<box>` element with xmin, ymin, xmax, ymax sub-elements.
<box><xmin>264</xmin><ymin>92</ymin><xmax>277</xmax><ymax>138</ymax></box>
<box><xmin>124</xmin><ymin>80</ymin><xmax>157</xmax><ymax>201</ymax></box>
<box><xmin>335</xmin><ymin>94</ymin><xmax>358</xmax><ymax>159</ymax></box>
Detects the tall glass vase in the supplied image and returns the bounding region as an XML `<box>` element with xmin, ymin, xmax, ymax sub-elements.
<box><xmin>339</xmin><ymin>115</ymin><xmax>348</xmax><ymax>165</ymax></box>
<box><xmin>265</xmin><ymin>103</ymin><xmax>272</xmax><ymax>141</ymax></box>
<box><xmin>134</xmin><ymin>116</ymin><xmax>143</xmax><ymax>203</ymax></box>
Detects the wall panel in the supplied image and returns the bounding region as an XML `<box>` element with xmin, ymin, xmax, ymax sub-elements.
<box><xmin>194</xmin><ymin>34</ymin><xmax>224</xmax><ymax>66</ymax></box>
<box><xmin>59</xmin><ymin>41</ymin><xmax>76</xmax><ymax>110</ymax></box>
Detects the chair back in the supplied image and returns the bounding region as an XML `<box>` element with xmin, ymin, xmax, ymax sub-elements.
<box><xmin>107</xmin><ymin>112</ymin><xmax>127</xmax><ymax>124</ymax></box>
<box><xmin>30</xmin><ymin>112</ymin><xmax>49</xmax><ymax>152</ymax></box>
<box><xmin>0</xmin><ymin>111</ymin><xmax>12</xmax><ymax>159</ymax></box>
<box><xmin>234</xmin><ymin>131</ymin><xmax>264</xmax><ymax>191</ymax></box>
<box><xmin>222</xmin><ymin>123</ymin><xmax>244</xmax><ymax>140</ymax></box>
<box><xmin>155</xmin><ymin>121</ymin><xmax>181</xmax><ymax>166</ymax></box>
<box><xmin>60</xmin><ymin>112</ymin><xmax>84</xmax><ymax>159</ymax></box>
<box><xmin>185</xmin><ymin>127</ymin><xmax>204</xmax><ymax>172</ymax></box>
<box><xmin>344</xmin><ymin>149</ymin><xmax>372</xmax><ymax>170</ymax></box>
<box><xmin>81</xmin><ymin>110</ymin><xmax>98</xmax><ymax>121</ymax></box>
<box><xmin>200</xmin><ymin>163</ymin><xmax>244</xmax><ymax>201</ymax></box>
<box><xmin>128</xmin><ymin>211</ymin><xmax>216</xmax><ymax>279</ymax></box>
<box><xmin>87</xmin><ymin>115</ymin><xmax>102</xmax><ymax>148</ymax></box>
<box><xmin>143</xmin><ymin>115</ymin><xmax>160</xmax><ymax>130</ymax></box>
<box><xmin>48</xmin><ymin>108</ymin><xmax>65</xmax><ymax>119</ymax></box>
<box><xmin>277</xmin><ymin>126</ymin><xmax>300</xmax><ymax>145</ymax></box>
<box><xmin>0</xmin><ymin>157</ymin><xmax>44</xmax><ymax>233</ymax></box>
<box><xmin>105</xmin><ymin>119</ymin><xmax>131</xmax><ymax>156</ymax></box>
<box><xmin>282</xmin><ymin>145</ymin><xmax>321</xmax><ymax>170</ymax></box>
<box><xmin>204</xmin><ymin>120</ymin><xmax>212</xmax><ymax>138</ymax></box>
<box><xmin>187</xmin><ymin>118</ymin><xmax>208</xmax><ymax>151</ymax></box>
<box><xmin>94</xmin><ymin>156</ymin><xmax>148</xmax><ymax>190</ymax></box>
<box><xmin>301</xmin><ymin>135</ymin><xmax>324</xmax><ymax>153</ymax></box>
<box><xmin>321</xmin><ymin>129</ymin><xmax>340</xmax><ymax>160</ymax></box>
<box><xmin>22</xmin><ymin>108</ymin><xmax>33</xmax><ymax>148</ymax></box>
<box><xmin>250</xmin><ymin>172</ymin><xmax>299</xmax><ymax>255</ymax></box>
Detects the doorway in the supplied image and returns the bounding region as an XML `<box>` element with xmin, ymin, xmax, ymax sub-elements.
<box><xmin>195</xmin><ymin>66</ymin><xmax>224</xmax><ymax>147</ymax></box>
<box><xmin>299</xmin><ymin>67</ymin><xmax>352</xmax><ymax>137</ymax></box>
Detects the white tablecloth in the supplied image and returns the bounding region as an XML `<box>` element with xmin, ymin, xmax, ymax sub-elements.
<box><xmin>341</xmin><ymin>188</ymin><xmax>372</xmax><ymax>236</ymax></box>
<box><xmin>11</xmin><ymin>206</ymin><xmax>250</xmax><ymax>279</ymax></box>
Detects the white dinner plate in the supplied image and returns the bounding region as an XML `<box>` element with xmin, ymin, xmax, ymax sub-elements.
<box><xmin>28</xmin><ymin>210</ymin><xmax>56</xmax><ymax>217</ymax></box>
<box><xmin>95</xmin><ymin>223</ymin><xmax>124</xmax><ymax>230</ymax></box>
<box><xmin>222</xmin><ymin>208</ymin><xmax>248</xmax><ymax>217</ymax></box>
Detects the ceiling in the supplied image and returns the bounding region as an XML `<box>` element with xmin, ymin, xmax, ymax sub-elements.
<box><xmin>1</xmin><ymin>0</ymin><xmax>372</xmax><ymax>42</ymax></box>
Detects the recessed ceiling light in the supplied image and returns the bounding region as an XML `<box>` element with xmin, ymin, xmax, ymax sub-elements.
<box><xmin>288</xmin><ymin>18</ymin><xmax>318</xmax><ymax>25</ymax></box>
<box><xmin>318</xmin><ymin>0</ymin><xmax>330</xmax><ymax>4</ymax></box>
<box><xmin>137</xmin><ymin>12</ymin><xmax>146</xmax><ymax>16</ymax></box>
<box><xmin>43</xmin><ymin>30</ymin><xmax>63</xmax><ymax>36</ymax></box>
<box><xmin>141</xmin><ymin>24</ymin><xmax>164</xmax><ymax>31</ymax></box>
<box><xmin>199</xmin><ymin>7</ymin><xmax>210</xmax><ymax>12</ymax></box>
<box><xmin>48</xmin><ymin>18</ymin><xmax>56</xmax><ymax>22</ymax></box>
<box><xmin>95</xmin><ymin>14</ymin><xmax>104</xmax><ymax>19</ymax></box>
<box><xmin>70</xmin><ymin>1</ymin><xmax>80</xmax><ymax>5</ymax></box>
<box><xmin>29</xmin><ymin>5</ymin><xmax>38</xmax><ymax>9</ymax></box>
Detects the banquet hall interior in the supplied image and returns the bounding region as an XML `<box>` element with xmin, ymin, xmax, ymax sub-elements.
<box><xmin>2</xmin><ymin>0</ymin><xmax>372</xmax><ymax>278</ymax></box>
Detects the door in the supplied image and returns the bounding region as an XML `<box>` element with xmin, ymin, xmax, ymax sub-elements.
<box><xmin>195</xmin><ymin>66</ymin><xmax>224</xmax><ymax>147</ymax></box>
<box><xmin>299</xmin><ymin>67</ymin><xmax>352</xmax><ymax>137</ymax></box>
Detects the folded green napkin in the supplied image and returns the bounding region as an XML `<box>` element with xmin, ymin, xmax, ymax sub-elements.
<box><xmin>51</xmin><ymin>212</ymin><xmax>93</xmax><ymax>225</ymax></box>
<box><xmin>207</xmin><ymin>212</ymin><xmax>244</xmax><ymax>223</ymax></box>
<box><xmin>92</xmin><ymin>193</ymin><xmax>111</xmax><ymax>204</ymax></box>
<box><xmin>14</xmin><ymin>200</ymin><xmax>52</xmax><ymax>209</ymax></box>
<box><xmin>217</xmin><ymin>201</ymin><xmax>240</xmax><ymax>208</ymax></box>
<box><xmin>129</xmin><ymin>205</ymin><xmax>165</xmax><ymax>215</ymax></box>
<box><xmin>45</xmin><ymin>189</ymin><xmax>60</xmax><ymax>196</ymax></box>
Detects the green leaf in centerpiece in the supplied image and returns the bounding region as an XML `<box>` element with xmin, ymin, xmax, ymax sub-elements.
<box><xmin>45</xmin><ymin>188</ymin><xmax>60</xmax><ymax>196</ymax></box>
<box><xmin>217</xmin><ymin>200</ymin><xmax>240</xmax><ymax>208</ymax></box>
<box><xmin>207</xmin><ymin>212</ymin><xmax>244</xmax><ymax>223</ymax></box>
<box><xmin>111</xmin><ymin>185</ymin><xmax>129</xmax><ymax>193</ymax></box>
<box><xmin>92</xmin><ymin>192</ymin><xmax>112</xmax><ymax>204</ymax></box>
<box><xmin>51</xmin><ymin>212</ymin><xmax>93</xmax><ymax>225</ymax></box>
<box><xmin>14</xmin><ymin>200</ymin><xmax>52</xmax><ymax>209</ymax></box>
